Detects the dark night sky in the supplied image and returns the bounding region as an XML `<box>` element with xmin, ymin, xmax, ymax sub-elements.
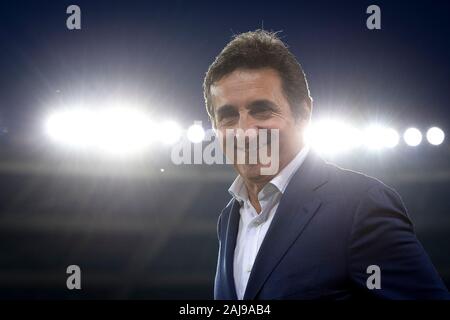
<box><xmin>0</xmin><ymin>0</ymin><xmax>449</xmax><ymax>148</ymax></box>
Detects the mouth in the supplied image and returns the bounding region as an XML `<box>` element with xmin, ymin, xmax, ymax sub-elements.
<box><xmin>235</xmin><ymin>142</ymin><xmax>269</xmax><ymax>152</ymax></box>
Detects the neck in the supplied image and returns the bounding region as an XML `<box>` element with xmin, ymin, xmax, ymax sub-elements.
<box><xmin>242</xmin><ymin>142</ymin><xmax>305</xmax><ymax>214</ymax></box>
<box><xmin>243</xmin><ymin>177</ymin><xmax>270</xmax><ymax>214</ymax></box>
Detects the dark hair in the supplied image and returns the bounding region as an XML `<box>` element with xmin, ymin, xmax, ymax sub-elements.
<box><xmin>203</xmin><ymin>29</ymin><xmax>312</xmax><ymax>125</ymax></box>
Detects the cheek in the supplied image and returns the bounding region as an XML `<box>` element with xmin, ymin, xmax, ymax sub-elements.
<box><xmin>276</xmin><ymin>122</ymin><xmax>300</xmax><ymax>147</ymax></box>
<box><xmin>216</xmin><ymin>129</ymin><xmax>231</xmax><ymax>150</ymax></box>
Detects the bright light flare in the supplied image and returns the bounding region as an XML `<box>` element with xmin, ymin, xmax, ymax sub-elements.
<box><xmin>158</xmin><ymin>120</ymin><xmax>182</xmax><ymax>145</ymax></box>
<box><xmin>383</xmin><ymin>128</ymin><xmax>400</xmax><ymax>148</ymax></box>
<box><xmin>426</xmin><ymin>127</ymin><xmax>445</xmax><ymax>146</ymax></box>
<box><xmin>187</xmin><ymin>122</ymin><xmax>205</xmax><ymax>143</ymax></box>
<box><xmin>95</xmin><ymin>108</ymin><xmax>154</xmax><ymax>154</ymax></box>
<box><xmin>306</xmin><ymin>120</ymin><xmax>362</xmax><ymax>155</ymax></box>
<box><xmin>45</xmin><ymin>108</ymin><xmax>96</xmax><ymax>148</ymax></box>
<box><xmin>404</xmin><ymin>128</ymin><xmax>422</xmax><ymax>147</ymax></box>
<box><xmin>363</xmin><ymin>126</ymin><xmax>399</xmax><ymax>149</ymax></box>
<box><xmin>45</xmin><ymin>108</ymin><xmax>156</xmax><ymax>155</ymax></box>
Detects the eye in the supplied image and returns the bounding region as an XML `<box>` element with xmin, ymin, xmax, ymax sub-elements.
<box><xmin>217</xmin><ymin>109</ymin><xmax>239</xmax><ymax>124</ymax></box>
<box><xmin>250</xmin><ymin>108</ymin><xmax>272</xmax><ymax>118</ymax></box>
<box><xmin>247</xmin><ymin>100</ymin><xmax>280</xmax><ymax>119</ymax></box>
<box><xmin>219</xmin><ymin>117</ymin><xmax>238</xmax><ymax>127</ymax></box>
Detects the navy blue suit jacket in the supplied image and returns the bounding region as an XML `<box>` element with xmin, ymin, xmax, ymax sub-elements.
<box><xmin>214</xmin><ymin>150</ymin><xmax>450</xmax><ymax>300</ymax></box>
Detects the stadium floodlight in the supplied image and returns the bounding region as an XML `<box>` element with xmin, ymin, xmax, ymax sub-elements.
<box><xmin>45</xmin><ymin>108</ymin><xmax>96</xmax><ymax>148</ymax></box>
<box><xmin>187</xmin><ymin>122</ymin><xmax>205</xmax><ymax>143</ymax></box>
<box><xmin>158</xmin><ymin>120</ymin><xmax>182</xmax><ymax>145</ymax></box>
<box><xmin>383</xmin><ymin>128</ymin><xmax>400</xmax><ymax>148</ymax></box>
<box><xmin>363</xmin><ymin>126</ymin><xmax>399</xmax><ymax>149</ymax></box>
<box><xmin>45</xmin><ymin>107</ymin><xmax>155</xmax><ymax>155</ymax></box>
<box><xmin>404</xmin><ymin>127</ymin><xmax>422</xmax><ymax>147</ymax></box>
<box><xmin>306</xmin><ymin>120</ymin><xmax>362</xmax><ymax>155</ymax></box>
<box><xmin>95</xmin><ymin>108</ymin><xmax>154</xmax><ymax>155</ymax></box>
<box><xmin>426</xmin><ymin>127</ymin><xmax>445</xmax><ymax>146</ymax></box>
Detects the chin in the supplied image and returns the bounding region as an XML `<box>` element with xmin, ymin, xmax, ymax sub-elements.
<box><xmin>238</xmin><ymin>164</ymin><xmax>268</xmax><ymax>181</ymax></box>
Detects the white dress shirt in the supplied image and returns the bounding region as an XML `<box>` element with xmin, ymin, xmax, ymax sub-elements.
<box><xmin>228</xmin><ymin>146</ymin><xmax>310</xmax><ymax>299</ymax></box>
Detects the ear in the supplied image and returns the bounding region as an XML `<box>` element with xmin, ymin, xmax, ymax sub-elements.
<box><xmin>294</xmin><ymin>100</ymin><xmax>312</xmax><ymax>125</ymax></box>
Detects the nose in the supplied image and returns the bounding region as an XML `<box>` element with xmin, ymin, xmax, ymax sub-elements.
<box><xmin>237</xmin><ymin>111</ymin><xmax>260</xmax><ymax>130</ymax></box>
<box><xmin>235</xmin><ymin>112</ymin><xmax>259</xmax><ymax>142</ymax></box>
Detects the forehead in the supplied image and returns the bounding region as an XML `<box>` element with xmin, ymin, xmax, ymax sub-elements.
<box><xmin>210</xmin><ymin>68</ymin><xmax>284</xmax><ymax>108</ymax></box>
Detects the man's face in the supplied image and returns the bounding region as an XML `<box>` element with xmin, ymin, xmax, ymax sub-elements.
<box><xmin>210</xmin><ymin>68</ymin><xmax>305</xmax><ymax>183</ymax></box>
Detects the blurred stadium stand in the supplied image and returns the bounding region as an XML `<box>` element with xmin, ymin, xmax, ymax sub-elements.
<box><xmin>0</xmin><ymin>140</ymin><xmax>449</xmax><ymax>299</ymax></box>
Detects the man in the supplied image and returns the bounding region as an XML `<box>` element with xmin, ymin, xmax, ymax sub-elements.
<box><xmin>203</xmin><ymin>30</ymin><xmax>449</xmax><ymax>300</ymax></box>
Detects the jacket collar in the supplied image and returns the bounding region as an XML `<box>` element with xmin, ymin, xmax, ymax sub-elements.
<box><xmin>222</xmin><ymin>149</ymin><xmax>330</xmax><ymax>300</ymax></box>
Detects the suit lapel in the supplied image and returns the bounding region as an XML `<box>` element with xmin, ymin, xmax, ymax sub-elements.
<box><xmin>243</xmin><ymin>151</ymin><xmax>329</xmax><ymax>300</ymax></box>
<box><xmin>223</xmin><ymin>198</ymin><xmax>240</xmax><ymax>299</ymax></box>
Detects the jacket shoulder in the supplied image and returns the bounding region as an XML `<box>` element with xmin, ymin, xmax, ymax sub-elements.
<box><xmin>322</xmin><ymin>160</ymin><xmax>397</xmax><ymax>200</ymax></box>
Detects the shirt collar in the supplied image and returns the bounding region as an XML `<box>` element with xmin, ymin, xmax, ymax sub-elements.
<box><xmin>228</xmin><ymin>145</ymin><xmax>310</xmax><ymax>204</ymax></box>
<box><xmin>228</xmin><ymin>175</ymin><xmax>248</xmax><ymax>204</ymax></box>
<box><xmin>270</xmin><ymin>144</ymin><xmax>310</xmax><ymax>194</ymax></box>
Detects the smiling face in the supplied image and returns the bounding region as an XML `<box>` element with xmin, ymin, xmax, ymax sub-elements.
<box><xmin>211</xmin><ymin>68</ymin><xmax>306</xmax><ymax>184</ymax></box>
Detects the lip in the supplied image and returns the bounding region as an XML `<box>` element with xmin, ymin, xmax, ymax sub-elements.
<box><xmin>234</xmin><ymin>143</ymin><xmax>269</xmax><ymax>151</ymax></box>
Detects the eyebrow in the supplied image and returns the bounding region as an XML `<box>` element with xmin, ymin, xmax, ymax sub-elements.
<box><xmin>216</xmin><ymin>104</ymin><xmax>238</xmax><ymax>120</ymax></box>
<box><xmin>247</xmin><ymin>99</ymin><xmax>281</xmax><ymax>113</ymax></box>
